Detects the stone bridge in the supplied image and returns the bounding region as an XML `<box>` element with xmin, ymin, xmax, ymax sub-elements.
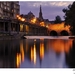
<box><xmin>48</xmin><ymin>23</ymin><xmax>71</xmax><ymax>36</ymax></box>
<box><xmin>0</xmin><ymin>19</ymin><xmax>72</xmax><ymax>38</ymax></box>
<box><xmin>0</xmin><ymin>19</ymin><xmax>48</xmax><ymax>39</ymax></box>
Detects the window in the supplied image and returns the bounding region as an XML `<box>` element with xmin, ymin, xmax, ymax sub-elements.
<box><xmin>5</xmin><ymin>6</ymin><xmax>6</xmax><ymax>9</ymax></box>
<box><xmin>12</xmin><ymin>9</ymin><xmax>13</xmax><ymax>12</ymax></box>
<box><xmin>4</xmin><ymin>2</ymin><xmax>6</xmax><ymax>5</ymax></box>
<box><xmin>7</xmin><ymin>3</ymin><xmax>10</xmax><ymax>6</ymax></box>
<box><xmin>7</xmin><ymin>7</ymin><xmax>10</xmax><ymax>10</ymax></box>
<box><xmin>1</xmin><ymin>4</ymin><xmax>3</xmax><ymax>8</ymax></box>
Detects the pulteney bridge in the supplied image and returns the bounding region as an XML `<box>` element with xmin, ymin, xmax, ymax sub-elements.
<box><xmin>0</xmin><ymin>19</ymin><xmax>48</xmax><ymax>38</ymax></box>
<box><xmin>48</xmin><ymin>23</ymin><xmax>71</xmax><ymax>36</ymax></box>
<box><xmin>0</xmin><ymin>19</ymin><xmax>71</xmax><ymax>39</ymax></box>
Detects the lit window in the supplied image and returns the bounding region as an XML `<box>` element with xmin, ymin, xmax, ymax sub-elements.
<box><xmin>5</xmin><ymin>7</ymin><xmax>6</xmax><ymax>9</ymax></box>
<box><xmin>7</xmin><ymin>3</ymin><xmax>10</xmax><ymax>6</ymax></box>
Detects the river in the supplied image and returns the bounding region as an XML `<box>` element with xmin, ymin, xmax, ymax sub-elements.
<box><xmin>0</xmin><ymin>36</ymin><xmax>74</xmax><ymax>68</ymax></box>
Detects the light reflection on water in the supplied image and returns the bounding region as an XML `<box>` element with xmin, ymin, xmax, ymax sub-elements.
<box><xmin>0</xmin><ymin>37</ymin><xmax>74</xmax><ymax>68</ymax></box>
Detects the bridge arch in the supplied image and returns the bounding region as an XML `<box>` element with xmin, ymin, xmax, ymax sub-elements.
<box><xmin>50</xmin><ymin>30</ymin><xmax>58</xmax><ymax>36</ymax></box>
<box><xmin>60</xmin><ymin>30</ymin><xmax>69</xmax><ymax>36</ymax></box>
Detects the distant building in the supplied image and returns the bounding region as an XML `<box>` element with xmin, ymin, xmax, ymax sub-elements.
<box><xmin>20</xmin><ymin>11</ymin><xmax>35</xmax><ymax>22</ymax></box>
<box><xmin>20</xmin><ymin>5</ymin><xmax>51</xmax><ymax>26</ymax></box>
<box><xmin>0</xmin><ymin>1</ymin><xmax>20</xmax><ymax>19</ymax></box>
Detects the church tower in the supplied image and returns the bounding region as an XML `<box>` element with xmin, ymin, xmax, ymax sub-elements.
<box><xmin>39</xmin><ymin>5</ymin><xmax>43</xmax><ymax>21</ymax></box>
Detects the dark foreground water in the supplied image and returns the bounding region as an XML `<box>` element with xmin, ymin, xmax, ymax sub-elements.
<box><xmin>0</xmin><ymin>37</ymin><xmax>75</xmax><ymax>68</ymax></box>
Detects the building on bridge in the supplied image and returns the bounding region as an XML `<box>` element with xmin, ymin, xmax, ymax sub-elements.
<box><xmin>20</xmin><ymin>11</ymin><xmax>35</xmax><ymax>23</ymax></box>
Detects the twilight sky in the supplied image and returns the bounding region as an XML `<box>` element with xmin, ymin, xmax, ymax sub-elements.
<box><xmin>19</xmin><ymin>1</ymin><xmax>73</xmax><ymax>21</ymax></box>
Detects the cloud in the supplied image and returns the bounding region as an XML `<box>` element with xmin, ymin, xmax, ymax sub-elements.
<box><xmin>49</xmin><ymin>1</ymin><xmax>73</xmax><ymax>7</ymax></box>
<box><xmin>20</xmin><ymin>1</ymin><xmax>73</xmax><ymax>7</ymax></box>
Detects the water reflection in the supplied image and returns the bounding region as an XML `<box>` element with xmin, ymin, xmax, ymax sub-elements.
<box><xmin>16</xmin><ymin>40</ymin><xmax>25</xmax><ymax>68</ymax></box>
<box><xmin>47</xmin><ymin>39</ymin><xmax>73</xmax><ymax>53</ymax></box>
<box><xmin>40</xmin><ymin>39</ymin><xmax>44</xmax><ymax>59</ymax></box>
<box><xmin>65</xmin><ymin>40</ymin><xmax>75</xmax><ymax>68</ymax></box>
<box><xmin>30</xmin><ymin>40</ymin><xmax>36</xmax><ymax>65</ymax></box>
<box><xmin>0</xmin><ymin>38</ymin><xmax>74</xmax><ymax>68</ymax></box>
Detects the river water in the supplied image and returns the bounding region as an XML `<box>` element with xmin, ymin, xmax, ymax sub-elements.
<box><xmin>0</xmin><ymin>36</ymin><xmax>75</xmax><ymax>68</ymax></box>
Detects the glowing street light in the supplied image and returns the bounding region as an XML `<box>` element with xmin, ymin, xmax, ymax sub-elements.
<box><xmin>40</xmin><ymin>22</ymin><xmax>45</xmax><ymax>27</ymax></box>
<box><xmin>21</xmin><ymin>18</ymin><xmax>25</xmax><ymax>22</ymax></box>
<box><xmin>16</xmin><ymin>15</ymin><xmax>19</xmax><ymax>18</ymax></box>
<box><xmin>31</xmin><ymin>17</ymin><xmax>37</xmax><ymax>24</ymax></box>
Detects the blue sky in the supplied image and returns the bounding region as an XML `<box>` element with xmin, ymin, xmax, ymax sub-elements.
<box><xmin>19</xmin><ymin>1</ymin><xmax>73</xmax><ymax>21</ymax></box>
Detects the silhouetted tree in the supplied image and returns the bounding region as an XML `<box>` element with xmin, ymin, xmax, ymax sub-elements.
<box><xmin>54</xmin><ymin>15</ymin><xmax>62</xmax><ymax>24</ymax></box>
<box><xmin>62</xmin><ymin>2</ymin><xmax>75</xmax><ymax>35</ymax></box>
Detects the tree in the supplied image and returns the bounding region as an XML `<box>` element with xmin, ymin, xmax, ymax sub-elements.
<box><xmin>54</xmin><ymin>15</ymin><xmax>62</xmax><ymax>24</ymax></box>
<box><xmin>62</xmin><ymin>2</ymin><xmax>75</xmax><ymax>35</ymax></box>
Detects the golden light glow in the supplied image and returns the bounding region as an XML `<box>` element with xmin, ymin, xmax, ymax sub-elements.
<box><xmin>30</xmin><ymin>42</ymin><xmax>37</xmax><ymax>65</ymax></box>
<box><xmin>40</xmin><ymin>39</ymin><xmax>44</xmax><ymax>59</ymax></box>
<box><xmin>16</xmin><ymin>15</ymin><xmax>19</xmax><ymax>18</ymax></box>
<box><xmin>16</xmin><ymin>41</ymin><xmax>25</xmax><ymax>68</ymax></box>
<box><xmin>16</xmin><ymin>53</ymin><xmax>21</xmax><ymax>68</ymax></box>
<box><xmin>47</xmin><ymin>39</ymin><xmax>73</xmax><ymax>53</ymax></box>
<box><xmin>31</xmin><ymin>47</ymin><xmax>34</xmax><ymax>61</ymax></box>
<box><xmin>46</xmin><ymin>25</ymin><xmax>48</xmax><ymax>28</ymax></box>
<box><xmin>48</xmin><ymin>22</ymin><xmax>71</xmax><ymax>34</ymax></box>
<box><xmin>21</xmin><ymin>18</ymin><xmax>25</xmax><ymax>22</ymax></box>
<box><xmin>26</xmin><ymin>25</ymin><xmax>29</xmax><ymax>32</ymax></box>
<box><xmin>31</xmin><ymin>17</ymin><xmax>37</xmax><ymax>23</ymax></box>
<box><xmin>40</xmin><ymin>22</ymin><xmax>45</xmax><ymax>27</ymax></box>
<box><xmin>18</xmin><ymin>17</ymin><xmax>21</xmax><ymax>20</ymax></box>
<box><xmin>20</xmin><ymin>24</ymin><xmax>23</xmax><ymax>32</ymax></box>
<box><xmin>16</xmin><ymin>15</ymin><xmax>25</xmax><ymax>22</ymax></box>
<box><xmin>33</xmin><ymin>42</ymin><xmax>36</xmax><ymax>65</ymax></box>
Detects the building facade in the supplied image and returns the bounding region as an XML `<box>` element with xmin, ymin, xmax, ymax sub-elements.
<box><xmin>0</xmin><ymin>1</ymin><xmax>20</xmax><ymax>19</ymax></box>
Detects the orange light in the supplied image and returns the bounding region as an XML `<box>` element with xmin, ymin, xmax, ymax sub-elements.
<box><xmin>30</xmin><ymin>42</ymin><xmax>37</xmax><ymax>65</ymax></box>
<box><xmin>48</xmin><ymin>22</ymin><xmax>71</xmax><ymax>34</ymax></box>
<box><xmin>31</xmin><ymin>18</ymin><xmax>37</xmax><ymax>23</ymax></box>
<box><xmin>40</xmin><ymin>39</ymin><xmax>44</xmax><ymax>59</ymax></box>
<box><xmin>46</xmin><ymin>25</ymin><xmax>48</xmax><ymax>28</ymax></box>
<box><xmin>16</xmin><ymin>53</ymin><xmax>21</xmax><ymax>68</ymax></box>
<box><xmin>31</xmin><ymin>47</ymin><xmax>34</xmax><ymax>61</ymax></box>
<box><xmin>33</xmin><ymin>43</ymin><xmax>36</xmax><ymax>65</ymax></box>
<box><xmin>40</xmin><ymin>22</ymin><xmax>45</xmax><ymax>27</ymax></box>
<box><xmin>21</xmin><ymin>18</ymin><xmax>25</xmax><ymax>22</ymax></box>
<box><xmin>47</xmin><ymin>39</ymin><xmax>73</xmax><ymax>53</ymax></box>
<box><xmin>17</xmin><ymin>15</ymin><xmax>19</xmax><ymax>18</ymax></box>
<box><xmin>18</xmin><ymin>17</ymin><xmax>21</xmax><ymax>20</ymax></box>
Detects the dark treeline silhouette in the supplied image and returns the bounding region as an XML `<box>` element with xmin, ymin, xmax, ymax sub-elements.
<box><xmin>63</xmin><ymin>1</ymin><xmax>75</xmax><ymax>35</ymax></box>
<box><xmin>54</xmin><ymin>15</ymin><xmax>62</xmax><ymax>24</ymax></box>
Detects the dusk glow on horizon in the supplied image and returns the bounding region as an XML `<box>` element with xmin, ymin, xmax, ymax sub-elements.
<box><xmin>19</xmin><ymin>1</ymin><xmax>73</xmax><ymax>21</ymax></box>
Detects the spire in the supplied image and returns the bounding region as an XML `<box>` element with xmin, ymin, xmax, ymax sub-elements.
<box><xmin>39</xmin><ymin>5</ymin><xmax>43</xmax><ymax>20</ymax></box>
<box><xmin>40</xmin><ymin>5</ymin><xmax>42</xmax><ymax>13</ymax></box>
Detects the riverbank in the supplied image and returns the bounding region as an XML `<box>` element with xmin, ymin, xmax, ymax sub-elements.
<box><xmin>24</xmin><ymin>36</ymin><xmax>75</xmax><ymax>39</ymax></box>
<box><xmin>0</xmin><ymin>35</ymin><xmax>75</xmax><ymax>40</ymax></box>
